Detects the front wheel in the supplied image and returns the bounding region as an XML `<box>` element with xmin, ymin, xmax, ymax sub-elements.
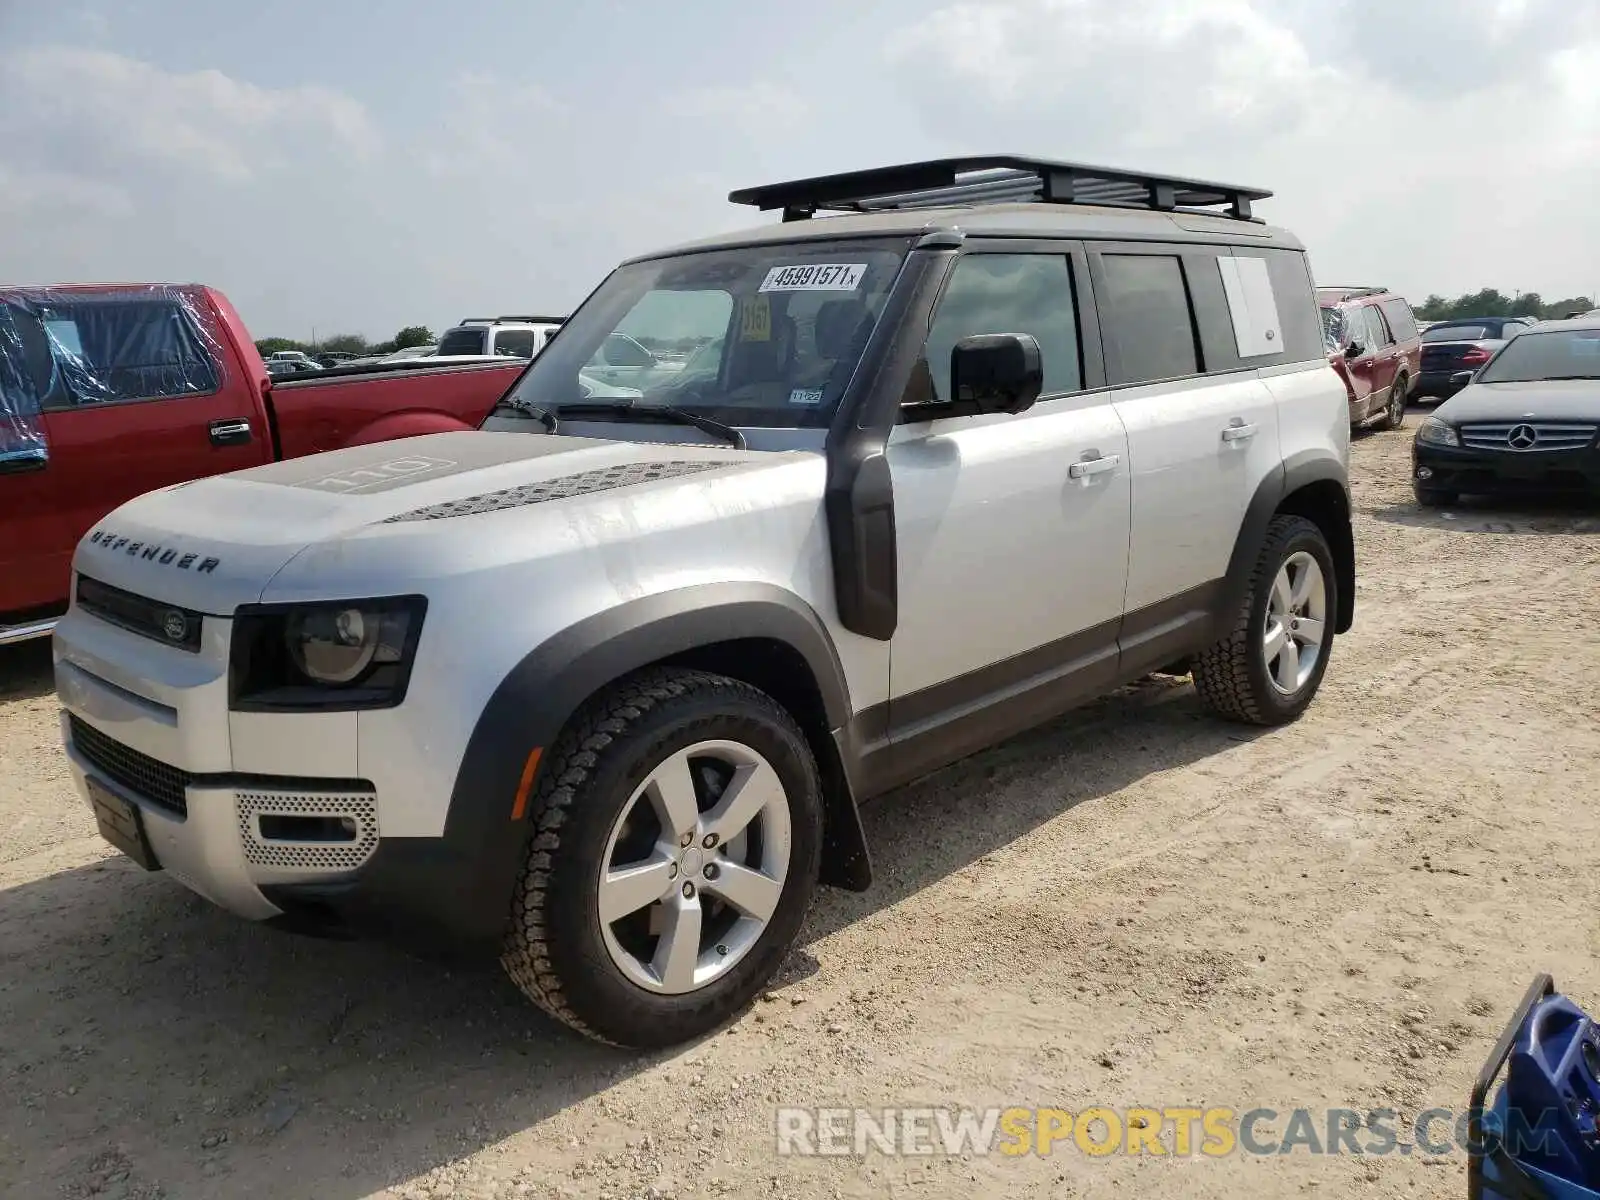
<box><xmin>501</xmin><ymin>668</ymin><xmax>823</xmax><ymax>1048</ymax></box>
<box><xmin>1192</xmin><ymin>515</ymin><xmax>1337</xmax><ymax>726</ymax></box>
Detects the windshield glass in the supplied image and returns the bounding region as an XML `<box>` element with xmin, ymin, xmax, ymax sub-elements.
<box><xmin>438</xmin><ymin>326</ymin><xmax>488</xmax><ymax>356</ymax></box>
<box><xmin>497</xmin><ymin>237</ymin><xmax>911</xmax><ymax>429</ymax></box>
<box><xmin>1475</xmin><ymin>328</ymin><xmax>1600</xmax><ymax>383</ymax></box>
<box><xmin>1423</xmin><ymin>324</ymin><xmax>1489</xmax><ymax>342</ymax></box>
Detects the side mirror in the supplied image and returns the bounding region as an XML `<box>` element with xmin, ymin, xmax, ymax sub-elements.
<box><xmin>1450</xmin><ymin>370</ymin><xmax>1476</xmax><ymax>387</ymax></box>
<box><xmin>1344</xmin><ymin>341</ymin><xmax>1365</xmax><ymax>360</ymax></box>
<box><xmin>950</xmin><ymin>333</ymin><xmax>1043</xmax><ymax>415</ymax></box>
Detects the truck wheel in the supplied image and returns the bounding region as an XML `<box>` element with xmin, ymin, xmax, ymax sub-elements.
<box><xmin>1379</xmin><ymin>376</ymin><xmax>1407</xmax><ymax>430</ymax></box>
<box><xmin>501</xmin><ymin>668</ymin><xmax>823</xmax><ymax>1048</ymax></box>
<box><xmin>1192</xmin><ymin>515</ymin><xmax>1336</xmax><ymax>726</ymax></box>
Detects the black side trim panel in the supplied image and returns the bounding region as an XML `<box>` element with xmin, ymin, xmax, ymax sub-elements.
<box><xmin>1116</xmin><ymin>579</ymin><xmax>1223</xmax><ymax>680</ymax></box>
<box><xmin>282</xmin><ymin>585</ymin><xmax>859</xmax><ymax>957</ymax></box>
<box><xmin>856</xmin><ymin>618</ymin><xmax>1121</xmax><ymax>797</ymax></box>
<box><xmin>824</xmin><ymin>248</ymin><xmax>959</xmax><ymax>640</ymax></box>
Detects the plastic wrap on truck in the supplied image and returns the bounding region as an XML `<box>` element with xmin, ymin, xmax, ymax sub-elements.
<box><xmin>0</xmin><ymin>285</ymin><xmax>233</xmax><ymax>470</ymax></box>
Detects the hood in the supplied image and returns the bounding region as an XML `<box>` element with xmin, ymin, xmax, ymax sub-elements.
<box><xmin>1435</xmin><ymin>380</ymin><xmax>1600</xmax><ymax>424</ymax></box>
<box><xmin>74</xmin><ymin>430</ymin><xmax>764</xmax><ymax>613</ymax></box>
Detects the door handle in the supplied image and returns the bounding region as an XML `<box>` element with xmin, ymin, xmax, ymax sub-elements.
<box><xmin>1068</xmin><ymin>453</ymin><xmax>1120</xmax><ymax>478</ymax></box>
<box><xmin>1221</xmin><ymin>423</ymin><xmax>1257</xmax><ymax>443</ymax></box>
<box><xmin>209</xmin><ymin>418</ymin><xmax>253</xmax><ymax>447</ymax></box>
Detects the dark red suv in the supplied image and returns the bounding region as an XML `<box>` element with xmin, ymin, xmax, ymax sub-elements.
<box><xmin>1318</xmin><ymin>286</ymin><xmax>1423</xmax><ymax>431</ymax></box>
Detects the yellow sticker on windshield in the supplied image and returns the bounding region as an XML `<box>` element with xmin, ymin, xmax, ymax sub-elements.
<box><xmin>740</xmin><ymin>295</ymin><xmax>771</xmax><ymax>342</ymax></box>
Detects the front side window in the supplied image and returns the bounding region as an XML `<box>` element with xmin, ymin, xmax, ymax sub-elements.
<box><xmin>1101</xmin><ymin>254</ymin><xmax>1200</xmax><ymax>385</ymax></box>
<box><xmin>919</xmin><ymin>253</ymin><xmax>1082</xmax><ymax>404</ymax></box>
<box><xmin>498</xmin><ymin>238</ymin><xmax>911</xmax><ymax>429</ymax></box>
<box><xmin>1476</xmin><ymin>328</ymin><xmax>1600</xmax><ymax>383</ymax></box>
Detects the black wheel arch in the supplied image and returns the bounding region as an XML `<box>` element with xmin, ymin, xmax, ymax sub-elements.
<box><xmin>1218</xmin><ymin>453</ymin><xmax>1356</xmax><ymax>643</ymax></box>
<box><xmin>430</xmin><ymin>583</ymin><xmax>872</xmax><ymax>949</ymax></box>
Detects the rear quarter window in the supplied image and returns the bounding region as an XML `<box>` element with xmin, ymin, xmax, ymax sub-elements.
<box><xmin>1380</xmin><ymin>297</ymin><xmax>1418</xmax><ymax>342</ymax></box>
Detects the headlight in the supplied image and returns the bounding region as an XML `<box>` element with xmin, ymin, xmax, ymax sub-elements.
<box><xmin>1416</xmin><ymin>417</ymin><xmax>1460</xmax><ymax>447</ymax></box>
<box><xmin>230</xmin><ymin>596</ymin><xmax>427</xmax><ymax>711</ymax></box>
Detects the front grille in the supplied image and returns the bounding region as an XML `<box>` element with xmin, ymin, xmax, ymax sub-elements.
<box><xmin>236</xmin><ymin>789</ymin><xmax>380</xmax><ymax>873</ymax></box>
<box><xmin>1459</xmin><ymin>423</ymin><xmax>1599</xmax><ymax>452</ymax></box>
<box><xmin>75</xmin><ymin>575</ymin><xmax>203</xmax><ymax>653</ymax></box>
<box><xmin>68</xmin><ymin>714</ymin><xmax>190</xmax><ymax>816</ymax></box>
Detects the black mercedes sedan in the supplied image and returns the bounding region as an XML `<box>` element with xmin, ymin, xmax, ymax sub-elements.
<box><xmin>1413</xmin><ymin>319</ymin><xmax>1600</xmax><ymax>505</ymax></box>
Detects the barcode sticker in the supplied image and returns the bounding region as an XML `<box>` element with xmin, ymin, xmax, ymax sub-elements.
<box><xmin>759</xmin><ymin>263</ymin><xmax>867</xmax><ymax>293</ymax></box>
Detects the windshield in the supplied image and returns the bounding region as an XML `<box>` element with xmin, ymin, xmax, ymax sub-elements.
<box><xmin>497</xmin><ymin>237</ymin><xmax>911</xmax><ymax>429</ymax></box>
<box><xmin>1475</xmin><ymin>328</ymin><xmax>1600</xmax><ymax>383</ymax></box>
<box><xmin>438</xmin><ymin>326</ymin><xmax>488</xmax><ymax>356</ymax></box>
<box><xmin>1423</xmin><ymin>324</ymin><xmax>1489</xmax><ymax>342</ymax></box>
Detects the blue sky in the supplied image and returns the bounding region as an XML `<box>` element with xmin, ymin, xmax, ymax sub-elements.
<box><xmin>3</xmin><ymin>0</ymin><xmax>1598</xmax><ymax>340</ymax></box>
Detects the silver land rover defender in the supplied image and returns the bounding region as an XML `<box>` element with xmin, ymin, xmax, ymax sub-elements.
<box><xmin>53</xmin><ymin>156</ymin><xmax>1353</xmax><ymax>1048</ymax></box>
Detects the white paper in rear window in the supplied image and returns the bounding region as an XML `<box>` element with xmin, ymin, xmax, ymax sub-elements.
<box><xmin>1218</xmin><ymin>256</ymin><xmax>1284</xmax><ymax>359</ymax></box>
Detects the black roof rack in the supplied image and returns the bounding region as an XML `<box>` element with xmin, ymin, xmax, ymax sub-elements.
<box><xmin>1317</xmin><ymin>286</ymin><xmax>1388</xmax><ymax>300</ymax></box>
<box><xmin>496</xmin><ymin>314</ymin><xmax>565</xmax><ymax>324</ymax></box>
<box><xmin>728</xmin><ymin>154</ymin><xmax>1271</xmax><ymax>223</ymax></box>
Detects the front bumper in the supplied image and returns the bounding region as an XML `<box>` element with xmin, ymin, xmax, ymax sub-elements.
<box><xmin>1412</xmin><ymin>442</ymin><xmax>1600</xmax><ymax>496</ymax></box>
<box><xmin>53</xmin><ymin>602</ymin><xmax>526</xmax><ymax>959</ymax></box>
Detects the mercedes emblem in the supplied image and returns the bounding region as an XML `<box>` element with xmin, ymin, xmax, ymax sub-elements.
<box><xmin>1507</xmin><ymin>424</ymin><xmax>1538</xmax><ymax>450</ymax></box>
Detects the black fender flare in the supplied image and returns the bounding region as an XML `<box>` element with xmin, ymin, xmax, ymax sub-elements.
<box><xmin>393</xmin><ymin>584</ymin><xmax>870</xmax><ymax>954</ymax></box>
<box><xmin>1216</xmin><ymin>452</ymin><xmax>1355</xmax><ymax>644</ymax></box>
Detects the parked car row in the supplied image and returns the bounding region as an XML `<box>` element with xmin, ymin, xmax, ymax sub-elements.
<box><xmin>0</xmin><ymin>284</ymin><xmax>527</xmax><ymax>643</ymax></box>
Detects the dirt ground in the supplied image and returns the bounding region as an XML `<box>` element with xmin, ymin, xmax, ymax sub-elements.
<box><xmin>4</xmin><ymin>419</ymin><xmax>1600</xmax><ymax>1200</ymax></box>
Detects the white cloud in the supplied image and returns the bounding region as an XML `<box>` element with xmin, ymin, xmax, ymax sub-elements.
<box><xmin>662</xmin><ymin>82</ymin><xmax>812</xmax><ymax>138</ymax></box>
<box><xmin>0</xmin><ymin>46</ymin><xmax>377</xmax><ymax>186</ymax></box>
<box><xmin>884</xmin><ymin>0</ymin><xmax>1600</xmax><ymax>303</ymax></box>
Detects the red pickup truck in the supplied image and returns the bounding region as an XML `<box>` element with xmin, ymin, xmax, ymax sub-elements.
<box><xmin>0</xmin><ymin>283</ymin><xmax>524</xmax><ymax>644</ymax></box>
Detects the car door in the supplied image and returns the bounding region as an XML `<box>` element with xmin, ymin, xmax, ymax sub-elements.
<box><xmin>1363</xmin><ymin>305</ymin><xmax>1399</xmax><ymax>406</ymax></box>
<box><xmin>34</xmin><ymin>293</ymin><xmax>270</xmax><ymax>568</ymax></box>
<box><xmin>885</xmin><ymin>246</ymin><xmax>1130</xmax><ymax>749</ymax></box>
<box><xmin>0</xmin><ymin>309</ymin><xmax>70</xmax><ymax>618</ymax></box>
<box><xmin>1339</xmin><ymin>307</ymin><xmax>1379</xmax><ymax>409</ymax></box>
<box><xmin>1090</xmin><ymin>244</ymin><xmax>1280</xmax><ymax>651</ymax></box>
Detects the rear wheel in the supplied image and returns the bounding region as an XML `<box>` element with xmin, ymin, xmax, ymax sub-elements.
<box><xmin>1379</xmin><ymin>376</ymin><xmax>1408</xmax><ymax>430</ymax></box>
<box><xmin>1192</xmin><ymin>515</ymin><xmax>1336</xmax><ymax>726</ymax></box>
<box><xmin>501</xmin><ymin>668</ymin><xmax>823</xmax><ymax>1048</ymax></box>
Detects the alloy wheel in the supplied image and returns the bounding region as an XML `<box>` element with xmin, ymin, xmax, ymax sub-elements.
<box><xmin>1262</xmin><ymin>551</ymin><xmax>1327</xmax><ymax>695</ymax></box>
<box><xmin>597</xmin><ymin>740</ymin><xmax>792</xmax><ymax>995</ymax></box>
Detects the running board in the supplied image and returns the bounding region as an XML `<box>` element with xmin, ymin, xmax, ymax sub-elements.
<box><xmin>0</xmin><ymin>617</ymin><xmax>58</xmax><ymax>646</ymax></box>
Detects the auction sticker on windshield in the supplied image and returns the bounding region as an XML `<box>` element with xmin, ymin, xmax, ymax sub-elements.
<box><xmin>759</xmin><ymin>263</ymin><xmax>867</xmax><ymax>293</ymax></box>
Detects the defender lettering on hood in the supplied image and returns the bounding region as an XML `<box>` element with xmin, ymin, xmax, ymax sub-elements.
<box><xmin>86</xmin><ymin>529</ymin><xmax>221</xmax><ymax>575</ymax></box>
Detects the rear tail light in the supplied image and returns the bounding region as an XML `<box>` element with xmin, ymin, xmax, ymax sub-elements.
<box><xmin>1461</xmin><ymin>346</ymin><xmax>1493</xmax><ymax>364</ymax></box>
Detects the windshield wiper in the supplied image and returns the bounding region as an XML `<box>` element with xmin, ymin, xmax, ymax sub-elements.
<box><xmin>554</xmin><ymin>402</ymin><xmax>746</xmax><ymax>449</ymax></box>
<box><xmin>492</xmin><ymin>394</ymin><xmax>559</xmax><ymax>433</ymax></box>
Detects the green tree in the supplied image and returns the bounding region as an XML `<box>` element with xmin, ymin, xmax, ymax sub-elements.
<box><xmin>392</xmin><ymin>325</ymin><xmax>435</xmax><ymax>350</ymax></box>
<box><xmin>318</xmin><ymin>333</ymin><xmax>370</xmax><ymax>355</ymax></box>
<box><xmin>254</xmin><ymin>337</ymin><xmax>307</xmax><ymax>356</ymax></box>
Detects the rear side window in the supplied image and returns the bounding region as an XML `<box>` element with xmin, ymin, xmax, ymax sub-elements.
<box><xmin>1100</xmin><ymin>254</ymin><xmax>1199</xmax><ymax>385</ymax></box>
<box><xmin>8</xmin><ymin>296</ymin><xmax>222</xmax><ymax>409</ymax></box>
<box><xmin>1380</xmin><ymin>297</ymin><xmax>1418</xmax><ymax>341</ymax></box>
<box><xmin>493</xmin><ymin>329</ymin><xmax>537</xmax><ymax>358</ymax></box>
<box><xmin>921</xmin><ymin>253</ymin><xmax>1083</xmax><ymax>402</ymax></box>
<box><xmin>1363</xmin><ymin>306</ymin><xmax>1393</xmax><ymax>349</ymax></box>
<box><xmin>437</xmin><ymin>327</ymin><xmax>488</xmax><ymax>355</ymax></box>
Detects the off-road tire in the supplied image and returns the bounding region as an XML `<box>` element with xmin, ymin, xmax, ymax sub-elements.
<box><xmin>500</xmin><ymin>667</ymin><xmax>823</xmax><ymax>1048</ymax></box>
<box><xmin>1191</xmin><ymin>515</ymin><xmax>1337</xmax><ymax>726</ymax></box>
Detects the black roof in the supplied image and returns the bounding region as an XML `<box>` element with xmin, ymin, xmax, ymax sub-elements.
<box><xmin>729</xmin><ymin>154</ymin><xmax>1272</xmax><ymax>223</ymax></box>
